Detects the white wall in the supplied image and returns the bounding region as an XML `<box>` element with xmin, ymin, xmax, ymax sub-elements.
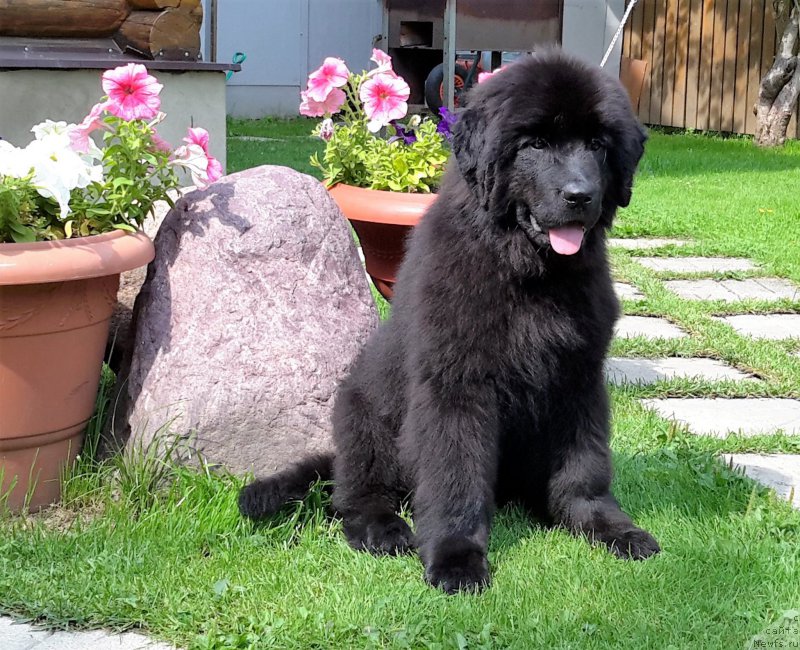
<box><xmin>0</xmin><ymin>69</ymin><xmax>228</xmax><ymax>170</ymax></box>
<box><xmin>215</xmin><ymin>0</ymin><xmax>381</xmax><ymax>118</ymax></box>
<box><xmin>561</xmin><ymin>0</ymin><xmax>625</xmax><ymax>77</ymax></box>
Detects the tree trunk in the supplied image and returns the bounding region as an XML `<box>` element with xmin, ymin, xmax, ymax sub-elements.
<box><xmin>755</xmin><ymin>4</ymin><xmax>800</xmax><ymax>146</ymax></box>
<box><xmin>115</xmin><ymin>8</ymin><xmax>201</xmax><ymax>59</ymax></box>
<box><xmin>0</xmin><ymin>0</ymin><xmax>129</xmax><ymax>38</ymax></box>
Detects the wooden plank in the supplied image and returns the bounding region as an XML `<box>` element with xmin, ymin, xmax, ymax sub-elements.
<box><xmin>661</xmin><ymin>0</ymin><xmax>679</xmax><ymax>125</ymax></box>
<box><xmin>696</xmin><ymin>0</ymin><xmax>716</xmax><ymax>130</ymax></box>
<box><xmin>745</xmin><ymin>0</ymin><xmax>765</xmax><ymax>135</ymax></box>
<box><xmin>0</xmin><ymin>0</ymin><xmax>129</xmax><ymax>37</ymax></box>
<box><xmin>623</xmin><ymin>3</ymin><xmax>632</xmax><ymax>58</ymax></box>
<box><xmin>672</xmin><ymin>0</ymin><xmax>691</xmax><ymax>127</ymax></box>
<box><xmin>731</xmin><ymin>0</ymin><xmax>751</xmax><ymax>132</ymax></box>
<box><xmin>128</xmin><ymin>0</ymin><xmax>201</xmax><ymax>8</ymax></box>
<box><xmin>639</xmin><ymin>0</ymin><xmax>657</xmax><ymax>123</ymax></box>
<box><xmin>650</xmin><ymin>0</ymin><xmax>667</xmax><ymax>125</ymax></box>
<box><xmin>684</xmin><ymin>0</ymin><xmax>703</xmax><ymax>129</ymax></box>
<box><xmin>708</xmin><ymin>0</ymin><xmax>727</xmax><ymax>131</ymax></box>
<box><xmin>629</xmin><ymin>0</ymin><xmax>644</xmax><ymax>59</ymax></box>
<box><xmin>761</xmin><ymin>2</ymin><xmax>776</xmax><ymax>87</ymax></box>
<box><xmin>720</xmin><ymin>0</ymin><xmax>739</xmax><ymax>132</ymax></box>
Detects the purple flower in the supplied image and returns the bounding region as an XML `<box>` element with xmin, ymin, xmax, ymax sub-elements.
<box><xmin>437</xmin><ymin>107</ymin><xmax>457</xmax><ymax>140</ymax></box>
<box><xmin>389</xmin><ymin>121</ymin><xmax>417</xmax><ymax>144</ymax></box>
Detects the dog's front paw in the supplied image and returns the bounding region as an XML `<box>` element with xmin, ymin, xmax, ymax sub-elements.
<box><xmin>424</xmin><ymin>538</ymin><xmax>490</xmax><ymax>594</ymax></box>
<box><xmin>343</xmin><ymin>512</ymin><xmax>414</xmax><ymax>556</ymax></box>
<box><xmin>604</xmin><ymin>527</ymin><xmax>660</xmax><ymax>560</ymax></box>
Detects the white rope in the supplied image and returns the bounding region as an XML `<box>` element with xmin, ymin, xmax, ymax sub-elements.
<box><xmin>600</xmin><ymin>0</ymin><xmax>639</xmax><ymax>68</ymax></box>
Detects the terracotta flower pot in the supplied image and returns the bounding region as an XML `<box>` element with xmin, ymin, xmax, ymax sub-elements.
<box><xmin>0</xmin><ymin>230</ymin><xmax>154</xmax><ymax>512</ymax></box>
<box><xmin>328</xmin><ymin>183</ymin><xmax>436</xmax><ymax>300</ymax></box>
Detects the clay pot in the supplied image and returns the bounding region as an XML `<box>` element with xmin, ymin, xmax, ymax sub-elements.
<box><xmin>0</xmin><ymin>230</ymin><xmax>154</xmax><ymax>512</ymax></box>
<box><xmin>328</xmin><ymin>183</ymin><xmax>436</xmax><ymax>300</ymax></box>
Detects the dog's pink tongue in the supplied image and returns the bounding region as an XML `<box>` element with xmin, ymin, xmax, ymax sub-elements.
<box><xmin>548</xmin><ymin>225</ymin><xmax>585</xmax><ymax>255</ymax></box>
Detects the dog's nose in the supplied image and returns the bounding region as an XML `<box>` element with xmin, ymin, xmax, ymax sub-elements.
<box><xmin>562</xmin><ymin>182</ymin><xmax>593</xmax><ymax>207</ymax></box>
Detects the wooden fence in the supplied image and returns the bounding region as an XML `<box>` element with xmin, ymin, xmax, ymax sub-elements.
<box><xmin>622</xmin><ymin>0</ymin><xmax>796</xmax><ymax>137</ymax></box>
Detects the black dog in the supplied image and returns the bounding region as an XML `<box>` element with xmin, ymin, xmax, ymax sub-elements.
<box><xmin>240</xmin><ymin>50</ymin><xmax>660</xmax><ymax>593</ymax></box>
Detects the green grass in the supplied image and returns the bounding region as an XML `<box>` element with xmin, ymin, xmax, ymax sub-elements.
<box><xmin>2</xmin><ymin>125</ymin><xmax>800</xmax><ymax>649</ymax></box>
<box><xmin>226</xmin><ymin>117</ymin><xmax>323</xmax><ymax>177</ymax></box>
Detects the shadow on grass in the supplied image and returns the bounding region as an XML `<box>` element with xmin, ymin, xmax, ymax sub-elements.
<box><xmin>243</xmin><ymin>445</ymin><xmax>784</xmax><ymax>565</ymax></box>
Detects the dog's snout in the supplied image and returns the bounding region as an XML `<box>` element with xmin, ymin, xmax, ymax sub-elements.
<box><xmin>561</xmin><ymin>182</ymin><xmax>594</xmax><ymax>207</ymax></box>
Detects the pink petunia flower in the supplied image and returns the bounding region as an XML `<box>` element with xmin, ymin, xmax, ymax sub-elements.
<box><xmin>478</xmin><ymin>65</ymin><xmax>508</xmax><ymax>84</ymax></box>
<box><xmin>150</xmin><ymin>130</ymin><xmax>172</xmax><ymax>153</ymax></box>
<box><xmin>206</xmin><ymin>155</ymin><xmax>223</xmax><ymax>184</ymax></box>
<box><xmin>367</xmin><ymin>48</ymin><xmax>394</xmax><ymax>77</ymax></box>
<box><xmin>183</xmin><ymin>127</ymin><xmax>210</xmax><ymax>153</ymax></box>
<box><xmin>359</xmin><ymin>72</ymin><xmax>410</xmax><ymax>133</ymax></box>
<box><xmin>299</xmin><ymin>87</ymin><xmax>346</xmax><ymax>117</ymax></box>
<box><xmin>171</xmin><ymin>144</ymin><xmax>210</xmax><ymax>189</ymax></box>
<box><xmin>306</xmin><ymin>57</ymin><xmax>349</xmax><ymax>102</ymax></box>
<box><xmin>102</xmin><ymin>63</ymin><xmax>163</xmax><ymax>121</ymax></box>
<box><xmin>171</xmin><ymin>127</ymin><xmax>221</xmax><ymax>188</ymax></box>
<box><xmin>318</xmin><ymin>118</ymin><xmax>334</xmax><ymax>142</ymax></box>
<box><xmin>69</xmin><ymin>101</ymin><xmax>108</xmax><ymax>153</ymax></box>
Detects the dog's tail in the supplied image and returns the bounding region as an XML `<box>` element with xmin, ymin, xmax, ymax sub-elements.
<box><xmin>238</xmin><ymin>453</ymin><xmax>334</xmax><ymax>520</ymax></box>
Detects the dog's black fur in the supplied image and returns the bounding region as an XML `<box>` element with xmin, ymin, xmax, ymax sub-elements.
<box><xmin>239</xmin><ymin>50</ymin><xmax>660</xmax><ymax>593</ymax></box>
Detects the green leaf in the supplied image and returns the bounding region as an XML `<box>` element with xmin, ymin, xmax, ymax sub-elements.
<box><xmin>10</xmin><ymin>223</ymin><xmax>36</xmax><ymax>243</ymax></box>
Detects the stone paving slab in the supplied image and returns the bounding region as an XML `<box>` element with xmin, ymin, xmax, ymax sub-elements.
<box><xmin>714</xmin><ymin>313</ymin><xmax>800</xmax><ymax>340</ymax></box>
<box><xmin>607</xmin><ymin>238</ymin><xmax>689</xmax><ymax>249</ymax></box>
<box><xmin>0</xmin><ymin>618</ymin><xmax>175</xmax><ymax>650</ymax></box>
<box><xmin>642</xmin><ymin>398</ymin><xmax>800</xmax><ymax>437</ymax></box>
<box><xmin>606</xmin><ymin>357</ymin><xmax>754</xmax><ymax>385</ymax></box>
<box><xmin>636</xmin><ymin>257</ymin><xmax>756</xmax><ymax>273</ymax></box>
<box><xmin>721</xmin><ymin>454</ymin><xmax>800</xmax><ymax>509</ymax></box>
<box><xmin>664</xmin><ymin>278</ymin><xmax>800</xmax><ymax>303</ymax></box>
<box><xmin>615</xmin><ymin>315</ymin><xmax>688</xmax><ymax>339</ymax></box>
<box><xmin>614</xmin><ymin>282</ymin><xmax>644</xmax><ymax>301</ymax></box>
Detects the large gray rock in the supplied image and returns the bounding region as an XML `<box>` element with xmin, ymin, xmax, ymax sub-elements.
<box><xmin>107</xmin><ymin>191</ymin><xmax>185</xmax><ymax>371</ymax></box>
<box><xmin>119</xmin><ymin>166</ymin><xmax>378</xmax><ymax>476</ymax></box>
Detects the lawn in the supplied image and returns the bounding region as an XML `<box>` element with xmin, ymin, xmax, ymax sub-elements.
<box><xmin>1</xmin><ymin>122</ymin><xmax>799</xmax><ymax>649</ymax></box>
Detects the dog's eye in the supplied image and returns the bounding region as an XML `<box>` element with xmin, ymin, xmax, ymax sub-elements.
<box><xmin>589</xmin><ymin>138</ymin><xmax>604</xmax><ymax>151</ymax></box>
<box><xmin>531</xmin><ymin>137</ymin><xmax>548</xmax><ymax>149</ymax></box>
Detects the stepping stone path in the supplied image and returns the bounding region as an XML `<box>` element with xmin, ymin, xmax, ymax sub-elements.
<box><xmin>721</xmin><ymin>454</ymin><xmax>800</xmax><ymax>509</ymax></box>
<box><xmin>641</xmin><ymin>398</ymin><xmax>800</xmax><ymax>438</ymax></box>
<box><xmin>606</xmin><ymin>357</ymin><xmax>754</xmax><ymax>385</ymax></box>
<box><xmin>615</xmin><ymin>245</ymin><xmax>800</xmax><ymax>507</ymax></box>
<box><xmin>714</xmin><ymin>313</ymin><xmax>800</xmax><ymax>340</ymax></box>
<box><xmin>0</xmin><ymin>617</ymin><xmax>176</xmax><ymax>650</ymax></box>
<box><xmin>614</xmin><ymin>282</ymin><xmax>644</xmax><ymax>300</ymax></box>
<box><xmin>635</xmin><ymin>257</ymin><xmax>756</xmax><ymax>273</ymax></box>
<box><xmin>608</xmin><ymin>238</ymin><xmax>689</xmax><ymax>249</ymax></box>
<box><xmin>615</xmin><ymin>315</ymin><xmax>687</xmax><ymax>339</ymax></box>
<box><xmin>664</xmin><ymin>278</ymin><xmax>799</xmax><ymax>302</ymax></box>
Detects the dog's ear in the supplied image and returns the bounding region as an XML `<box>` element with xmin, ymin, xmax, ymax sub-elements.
<box><xmin>451</xmin><ymin>104</ymin><xmax>507</xmax><ymax>212</ymax></box>
<box><xmin>609</xmin><ymin>121</ymin><xmax>647</xmax><ymax>208</ymax></box>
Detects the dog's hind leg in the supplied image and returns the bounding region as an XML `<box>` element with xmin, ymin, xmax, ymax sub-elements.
<box><xmin>545</xmin><ymin>383</ymin><xmax>660</xmax><ymax>560</ymax></box>
<box><xmin>331</xmin><ymin>381</ymin><xmax>413</xmax><ymax>556</ymax></box>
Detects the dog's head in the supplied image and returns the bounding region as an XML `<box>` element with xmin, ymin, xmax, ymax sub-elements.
<box><xmin>451</xmin><ymin>50</ymin><xmax>647</xmax><ymax>256</ymax></box>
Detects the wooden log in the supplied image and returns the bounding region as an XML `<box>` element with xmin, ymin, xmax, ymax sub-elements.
<box><xmin>127</xmin><ymin>0</ymin><xmax>201</xmax><ymax>10</ymax></box>
<box><xmin>114</xmin><ymin>8</ymin><xmax>201</xmax><ymax>59</ymax></box>
<box><xmin>0</xmin><ymin>0</ymin><xmax>129</xmax><ymax>38</ymax></box>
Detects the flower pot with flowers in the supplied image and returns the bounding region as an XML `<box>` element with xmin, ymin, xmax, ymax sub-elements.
<box><xmin>0</xmin><ymin>63</ymin><xmax>221</xmax><ymax>512</ymax></box>
<box><xmin>300</xmin><ymin>50</ymin><xmax>457</xmax><ymax>300</ymax></box>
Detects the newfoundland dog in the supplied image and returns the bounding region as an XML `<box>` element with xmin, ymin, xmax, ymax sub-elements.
<box><xmin>239</xmin><ymin>50</ymin><xmax>660</xmax><ymax>593</ymax></box>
